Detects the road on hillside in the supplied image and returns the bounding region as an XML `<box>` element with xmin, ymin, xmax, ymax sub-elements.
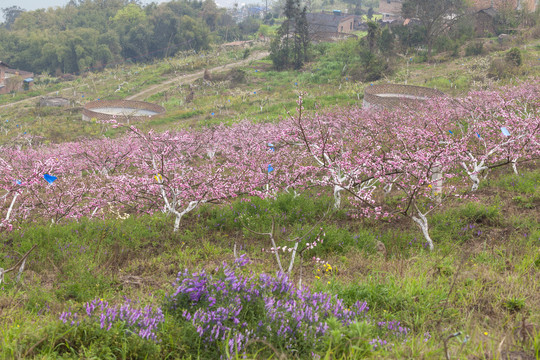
<box><xmin>0</xmin><ymin>51</ymin><xmax>269</xmax><ymax>110</ymax></box>
<box><xmin>125</xmin><ymin>51</ymin><xmax>269</xmax><ymax>101</ymax></box>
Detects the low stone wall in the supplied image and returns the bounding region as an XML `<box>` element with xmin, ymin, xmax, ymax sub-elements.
<box><xmin>82</xmin><ymin>99</ymin><xmax>166</xmax><ymax>122</ymax></box>
<box><xmin>363</xmin><ymin>84</ymin><xmax>445</xmax><ymax>110</ymax></box>
<box><xmin>39</xmin><ymin>97</ymin><xmax>70</xmax><ymax>107</ymax></box>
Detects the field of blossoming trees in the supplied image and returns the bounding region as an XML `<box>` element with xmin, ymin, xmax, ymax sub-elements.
<box><xmin>0</xmin><ymin>80</ymin><xmax>539</xmax><ymax>358</ymax></box>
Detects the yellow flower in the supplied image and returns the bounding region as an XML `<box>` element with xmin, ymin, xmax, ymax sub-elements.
<box><xmin>327</xmin><ymin>281</ymin><xmax>330</xmax><ymax>284</ymax></box>
<box><xmin>484</xmin><ymin>332</ymin><xmax>488</xmax><ymax>336</ymax></box>
<box><xmin>428</xmin><ymin>184</ymin><xmax>432</xmax><ymax>188</ymax></box>
<box><xmin>315</xmin><ymin>276</ymin><xmax>320</xmax><ymax>279</ymax></box>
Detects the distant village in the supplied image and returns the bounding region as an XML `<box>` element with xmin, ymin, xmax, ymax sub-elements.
<box><xmin>1</xmin><ymin>0</ymin><xmax>538</xmax><ymax>95</ymax></box>
<box><xmin>0</xmin><ymin>61</ymin><xmax>33</xmax><ymax>95</ymax></box>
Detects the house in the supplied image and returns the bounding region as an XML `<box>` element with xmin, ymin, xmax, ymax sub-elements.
<box><xmin>0</xmin><ymin>61</ymin><xmax>34</xmax><ymax>95</ymax></box>
<box><xmin>0</xmin><ymin>61</ymin><xmax>8</xmax><ymax>94</ymax></box>
<box><xmin>474</xmin><ymin>7</ymin><xmax>498</xmax><ymax>36</ymax></box>
<box><xmin>470</xmin><ymin>0</ymin><xmax>538</xmax><ymax>12</ymax></box>
<box><xmin>379</xmin><ymin>0</ymin><xmax>403</xmax><ymax>20</ymax></box>
<box><xmin>305</xmin><ymin>12</ymin><xmax>356</xmax><ymax>35</ymax></box>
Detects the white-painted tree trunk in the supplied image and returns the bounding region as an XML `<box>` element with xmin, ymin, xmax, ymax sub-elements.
<box><xmin>470</xmin><ymin>174</ymin><xmax>480</xmax><ymax>191</ymax></box>
<box><xmin>411</xmin><ymin>207</ymin><xmax>434</xmax><ymax>251</ymax></box>
<box><xmin>172</xmin><ymin>200</ymin><xmax>203</xmax><ymax>232</ymax></box>
<box><xmin>511</xmin><ymin>159</ymin><xmax>519</xmax><ymax>175</ymax></box>
<box><xmin>4</xmin><ymin>193</ymin><xmax>20</xmax><ymax>224</ymax></box>
<box><xmin>287</xmin><ymin>242</ymin><xmax>299</xmax><ymax>275</ymax></box>
<box><xmin>462</xmin><ymin>161</ymin><xmax>485</xmax><ymax>192</ymax></box>
<box><xmin>333</xmin><ymin>185</ymin><xmax>342</xmax><ymax>209</ymax></box>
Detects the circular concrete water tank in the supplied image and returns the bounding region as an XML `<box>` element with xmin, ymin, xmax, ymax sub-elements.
<box><xmin>363</xmin><ymin>84</ymin><xmax>445</xmax><ymax>109</ymax></box>
<box><xmin>83</xmin><ymin>99</ymin><xmax>165</xmax><ymax>122</ymax></box>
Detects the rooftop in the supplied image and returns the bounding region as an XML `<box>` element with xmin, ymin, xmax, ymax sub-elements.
<box><xmin>306</xmin><ymin>13</ymin><xmax>355</xmax><ymax>28</ymax></box>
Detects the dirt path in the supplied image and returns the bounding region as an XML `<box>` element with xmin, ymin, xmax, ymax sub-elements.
<box><xmin>0</xmin><ymin>51</ymin><xmax>268</xmax><ymax>110</ymax></box>
<box><xmin>125</xmin><ymin>51</ymin><xmax>269</xmax><ymax>101</ymax></box>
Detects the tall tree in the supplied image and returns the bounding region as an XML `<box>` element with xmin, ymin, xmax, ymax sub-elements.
<box><xmin>401</xmin><ymin>0</ymin><xmax>467</xmax><ymax>57</ymax></box>
<box><xmin>1</xmin><ymin>6</ymin><xmax>25</xmax><ymax>30</ymax></box>
<box><xmin>270</xmin><ymin>0</ymin><xmax>309</xmax><ymax>70</ymax></box>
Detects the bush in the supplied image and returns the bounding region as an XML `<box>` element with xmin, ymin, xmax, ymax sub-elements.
<box><xmin>32</xmin><ymin>299</ymin><xmax>164</xmax><ymax>358</ymax></box>
<box><xmin>350</xmin><ymin>48</ymin><xmax>390</xmax><ymax>82</ymax></box>
<box><xmin>434</xmin><ymin>36</ymin><xmax>459</xmax><ymax>56</ymax></box>
<box><xmin>165</xmin><ymin>255</ymin><xmax>371</xmax><ymax>357</ymax></box>
<box><xmin>505</xmin><ymin>47</ymin><xmax>522</xmax><ymax>67</ymax></box>
<box><xmin>465</xmin><ymin>42</ymin><xmax>484</xmax><ymax>56</ymax></box>
<box><xmin>59</xmin><ymin>298</ymin><xmax>165</xmax><ymax>341</ymax></box>
<box><xmin>487</xmin><ymin>58</ymin><xmax>519</xmax><ymax>79</ymax></box>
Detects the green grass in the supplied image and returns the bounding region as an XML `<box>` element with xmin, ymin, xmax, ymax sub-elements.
<box><xmin>0</xmin><ymin>168</ymin><xmax>539</xmax><ymax>358</ymax></box>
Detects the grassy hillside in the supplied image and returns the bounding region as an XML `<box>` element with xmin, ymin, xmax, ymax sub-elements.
<box><xmin>1</xmin><ymin>29</ymin><xmax>539</xmax><ymax>360</ymax></box>
<box><xmin>2</xmin><ymin>36</ymin><xmax>540</xmax><ymax>145</ymax></box>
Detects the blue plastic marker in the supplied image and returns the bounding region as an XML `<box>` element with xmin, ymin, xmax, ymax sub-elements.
<box><xmin>268</xmin><ymin>164</ymin><xmax>274</xmax><ymax>173</ymax></box>
<box><xmin>268</xmin><ymin>143</ymin><xmax>275</xmax><ymax>151</ymax></box>
<box><xmin>44</xmin><ymin>174</ymin><xmax>57</xmax><ymax>184</ymax></box>
<box><xmin>24</xmin><ymin>132</ymin><xmax>26</xmax><ymax>134</ymax></box>
<box><xmin>16</xmin><ymin>125</ymin><xmax>19</xmax><ymax>127</ymax></box>
<box><xmin>448</xmin><ymin>130</ymin><xmax>453</xmax><ymax>134</ymax></box>
<box><xmin>295</xmin><ymin>82</ymin><xmax>298</xmax><ymax>86</ymax></box>
<box><xmin>15</xmin><ymin>180</ymin><xmax>22</xmax><ymax>185</ymax></box>
<box><xmin>211</xmin><ymin>112</ymin><xmax>215</xmax><ymax>116</ymax></box>
<box><xmin>255</xmin><ymin>70</ymin><xmax>258</xmax><ymax>72</ymax></box>
<box><xmin>254</xmin><ymin>91</ymin><xmax>256</xmax><ymax>94</ymax></box>
<box><xmin>501</xmin><ymin>127</ymin><xmax>510</xmax><ymax>136</ymax></box>
<box><xmin>477</xmin><ymin>132</ymin><xmax>481</xmax><ymax>139</ymax></box>
<box><xmin>82</xmin><ymin>95</ymin><xmax>84</xmax><ymax>98</ymax></box>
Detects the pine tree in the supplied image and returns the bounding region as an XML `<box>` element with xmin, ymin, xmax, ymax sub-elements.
<box><xmin>270</xmin><ymin>0</ymin><xmax>309</xmax><ymax>70</ymax></box>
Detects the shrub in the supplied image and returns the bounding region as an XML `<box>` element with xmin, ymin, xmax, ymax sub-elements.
<box><xmin>487</xmin><ymin>58</ymin><xmax>513</xmax><ymax>79</ymax></box>
<box><xmin>465</xmin><ymin>42</ymin><xmax>484</xmax><ymax>56</ymax></box>
<box><xmin>165</xmin><ymin>255</ymin><xmax>371</xmax><ymax>357</ymax></box>
<box><xmin>505</xmin><ymin>47</ymin><xmax>522</xmax><ymax>67</ymax></box>
<box><xmin>39</xmin><ymin>299</ymin><xmax>165</xmax><ymax>358</ymax></box>
<box><xmin>59</xmin><ymin>298</ymin><xmax>165</xmax><ymax>341</ymax></box>
<box><xmin>350</xmin><ymin>48</ymin><xmax>390</xmax><ymax>82</ymax></box>
<box><xmin>434</xmin><ymin>36</ymin><xmax>459</xmax><ymax>56</ymax></box>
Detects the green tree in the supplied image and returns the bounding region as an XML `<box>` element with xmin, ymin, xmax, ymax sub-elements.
<box><xmin>112</xmin><ymin>4</ymin><xmax>153</xmax><ymax>60</ymax></box>
<box><xmin>366</xmin><ymin>21</ymin><xmax>379</xmax><ymax>51</ymax></box>
<box><xmin>401</xmin><ymin>0</ymin><xmax>467</xmax><ymax>57</ymax></box>
<box><xmin>270</xmin><ymin>0</ymin><xmax>309</xmax><ymax>70</ymax></box>
<box><xmin>1</xmin><ymin>6</ymin><xmax>25</xmax><ymax>30</ymax></box>
<box><xmin>177</xmin><ymin>15</ymin><xmax>210</xmax><ymax>52</ymax></box>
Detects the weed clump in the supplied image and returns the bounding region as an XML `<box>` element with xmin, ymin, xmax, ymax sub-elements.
<box><xmin>164</xmin><ymin>255</ymin><xmax>409</xmax><ymax>358</ymax></box>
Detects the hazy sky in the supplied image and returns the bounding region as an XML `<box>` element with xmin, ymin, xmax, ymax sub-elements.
<box><xmin>0</xmin><ymin>0</ymin><xmax>169</xmax><ymax>21</ymax></box>
<box><xmin>0</xmin><ymin>0</ymin><xmax>165</xmax><ymax>11</ymax></box>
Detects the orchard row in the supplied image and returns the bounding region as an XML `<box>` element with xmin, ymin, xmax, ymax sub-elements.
<box><xmin>1</xmin><ymin>82</ymin><xmax>539</xmax><ymax>249</ymax></box>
